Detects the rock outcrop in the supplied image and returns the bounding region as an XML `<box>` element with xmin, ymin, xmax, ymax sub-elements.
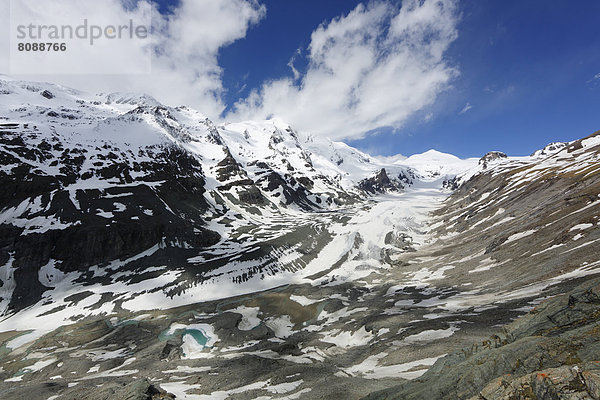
<box><xmin>364</xmin><ymin>278</ymin><xmax>600</xmax><ymax>400</ymax></box>
<box><xmin>478</xmin><ymin>151</ymin><xmax>508</xmax><ymax>169</ymax></box>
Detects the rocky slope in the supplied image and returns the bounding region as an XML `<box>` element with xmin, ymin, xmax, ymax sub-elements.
<box><xmin>0</xmin><ymin>77</ymin><xmax>599</xmax><ymax>400</ymax></box>
<box><xmin>365</xmin><ymin>130</ymin><xmax>600</xmax><ymax>399</ymax></box>
<box><xmin>365</xmin><ymin>276</ymin><xmax>600</xmax><ymax>400</ymax></box>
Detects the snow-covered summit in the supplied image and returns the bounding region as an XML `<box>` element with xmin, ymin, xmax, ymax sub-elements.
<box><xmin>0</xmin><ymin>76</ymin><xmax>479</xmax><ymax>197</ymax></box>
<box><xmin>400</xmin><ymin>149</ymin><xmax>478</xmax><ymax>181</ymax></box>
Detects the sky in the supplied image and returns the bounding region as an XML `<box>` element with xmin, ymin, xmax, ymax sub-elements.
<box><xmin>2</xmin><ymin>0</ymin><xmax>600</xmax><ymax>158</ymax></box>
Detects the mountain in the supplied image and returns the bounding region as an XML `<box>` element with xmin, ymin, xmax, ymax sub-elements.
<box><xmin>400</xmin><ymin>149</ymin><xmax>478</xmax><ymax>181</ymax></box>
<box><xmin>0</xmin><ymin>77</ymin><xmax>443</xmax><ymax>315</ymax></box>
<box><xmin>0</xmin><ymin>77</ymin><xmax>598</xmax><ymax>400</ymax></box>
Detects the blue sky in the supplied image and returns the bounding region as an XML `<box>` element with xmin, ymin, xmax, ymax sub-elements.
<box><xmin>389</xmin><ymin>0</ymin><xmax>600</xmax><ymax>158</ymax></box>
<box><xmin>227</xmin><ymin>1</ymin><xmax>600</xmax><ymax>157</ymax></box>
<box><xmin>207</xmin><ymin>0</ymin><xmax>600</xmax><ymax>158</ymax></box>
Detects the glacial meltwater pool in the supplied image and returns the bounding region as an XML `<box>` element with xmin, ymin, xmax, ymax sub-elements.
<box><xmin>158</xmin><ymin>323</ymin><xmax>219</xmax><ymax>358</ymax></box>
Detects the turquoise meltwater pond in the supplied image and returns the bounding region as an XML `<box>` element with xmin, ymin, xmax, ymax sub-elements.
<box><xmin>159</xmin><ymin>326</ymin><xmax>210</xmax><ymax>347</ymax></box>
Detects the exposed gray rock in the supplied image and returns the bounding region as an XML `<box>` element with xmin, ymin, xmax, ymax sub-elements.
<box><xmin>40</xmin><ymin>90</ymin><xmax>55</xmax><ymax>99</ymax></box>
<box><xmin>359</xmin><ymin>168</ymin><xmax>405</xmax><ymax>193</ymax></box>
<box><xmin>363</xmin><ymin>279</ymin><xmax>600</xmax><ymax>400</ymax></box>
<box><xmin>531</xmin><ymin>142</ymin><xmax>567</xmax><ymax>157</ymax></box>
<box><xmin>479</xmin><ymin>151</ymin><xmax>508</xmax><ymax>168</ymax></box>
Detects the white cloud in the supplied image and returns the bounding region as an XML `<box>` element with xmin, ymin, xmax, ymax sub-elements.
<box><xmin>228</xmin><ymin>0</ymin><xmax>459</xmax><ymax>140</ymax></box>
<box><xmin>0</xmin><ymin>0</ymin><xmax>266</xmax><ymax>119</ymax></box>
<box><xmin>287</xmin><ymin>48</ymin><xmax>302</xmax><ymax>81</ymax></box>
<box><xmin>459</xmin><ymin>102</ymin><xmax>472</xmax><ymax>114</ymax></box>
<box><xmin>1</xmin><ymin>0</ymin><xmax>460</xmax><ymax>139</ymax></box>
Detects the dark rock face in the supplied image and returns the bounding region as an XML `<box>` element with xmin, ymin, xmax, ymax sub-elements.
<box><xmin>40</xmin><ymin>90</ymin><xmax>55</xmax><ymax>99</ymax></box>
<box><xmin>252</xmin><ymin>168</ymin><xmax>323</xmax><ymax>210</ymax></box>
<box><xmin>479</xmin><ymin>151</ymin><xmax>508</xmax><ymax>169</ymax></box>
<box><xmin>238</xmin><ymin>185</ymin><xmax>264</xmax><ymax>204</ymax></box>
<box><xmin>216</xmin><ymin>148</ymin><xmax>244</xmax><ymax>182</ymax></box>
<box><xmin>384</xmin><ymin>231</ymin><xmax>415</xmax><ymax>252</ymax></box>
<box><xmin>442</xmin><ymin>177</ymin><xmax>459</xmax><ymax>190</ymax></box>
<box><xmin>359</xmin><ymin>169</ymin><xmax>404</xmax><ymax>194</ymax></box>
<box><xmin>53</xmin><ymin>379</ymin><xmax>176</xmax><ymax>400</ymax></box>
<box><xmin>484</xmin><ymin>236</ymin><xmax>507</xmax><ymax>254</ymax></box>
<box><xmin>0</xmin><ymin>124</ymin><xmax>220</xmax><ymax>313</ymax></box>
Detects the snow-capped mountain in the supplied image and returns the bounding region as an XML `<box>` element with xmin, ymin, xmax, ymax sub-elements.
<box><xmin>0</xmin><ymin>77</ymin><xmax>476</xmax><ymax>316</ymax></box>
<box><xmin>400</xmin><ymin>149</ymin><xmax>478</xmax><ymax>180</ymax></box>
<box><xmin>1</xmin><ymin>77</ymin><xmax>599</xmax><ymax>400</ymax></box>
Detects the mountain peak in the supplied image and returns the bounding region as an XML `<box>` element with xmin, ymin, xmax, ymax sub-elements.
<box><xmin>407</xmin><ymin>149</ymin><xmax>460</xmax><ymax>160</ymax></box>
<box><xmin>399</xmin><ymin>149</ymin><xmax>476</xmax><ymax>180</ymax></box>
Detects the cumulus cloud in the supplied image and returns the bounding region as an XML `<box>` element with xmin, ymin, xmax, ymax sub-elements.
<box><xmin>0</xmin><ymin>0</ymin><xmax>265</xmax><ymax>118</ymax></box>
<box><xmin>228</xmin><ymin>0</ymin><xmax>460</xmax><ymax>140</ymax></box>
<box><xmin>1</xmin><ymin>0</ymin><xmax>460</xmax><ymax>138</ymax></box>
